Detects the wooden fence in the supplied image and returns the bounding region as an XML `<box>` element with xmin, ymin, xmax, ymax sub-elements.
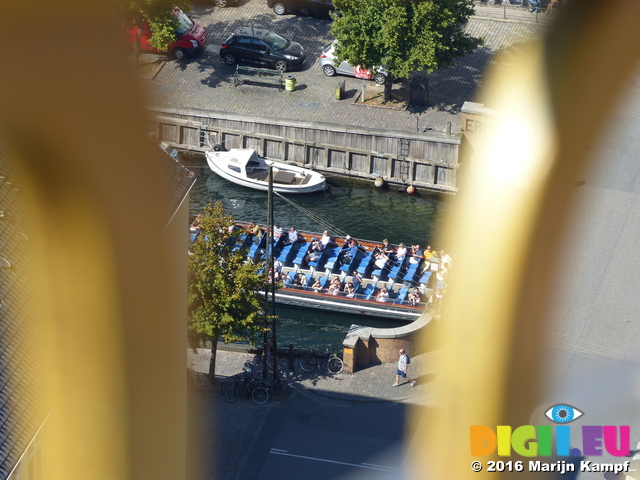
<box><xmin>151</xmin><ymin>107</ymin><xmax>461</xmax><ymax>192</ymax></box>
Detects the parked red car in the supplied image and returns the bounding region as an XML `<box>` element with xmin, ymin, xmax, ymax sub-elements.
<box><xmin>126</xmin><ymin>7</ymin><xmax>207</xmax><ymax>60</ymax></box>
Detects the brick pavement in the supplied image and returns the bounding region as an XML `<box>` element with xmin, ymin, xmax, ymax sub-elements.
<box><xmin>146</xmin><ymin>0</ymin><xmax>550</xmax><ymax>136</ymax></box>
<box><xmin>188</xmin><ymin>345</ymin><xmax>443</xmax><ymax>407</ymax></box>
<box><xmin>188</xmin><ymin>345</ymin><xmax>432</xmax><ymax>480</ymax></box>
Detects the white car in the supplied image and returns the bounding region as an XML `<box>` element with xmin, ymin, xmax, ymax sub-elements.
<box><xmin>319</xmin><ymin>41</ymin><xmax>387</xmax><ymax>84</ymax></box>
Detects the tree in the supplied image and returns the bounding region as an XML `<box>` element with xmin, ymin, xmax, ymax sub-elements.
<box><xmin>188</xmin><ymin>202</ymin><xmax>268</xmax><ymax>375</ymax></box>
<box><xmin>331</xmin><ymin>0</ymin><xmax>484</xmax><ymax>100</ymax></box>
<box><xmin>117</xmin><ymin>0</ymin><xmax>192</xmax><ymax>58</ymax></box>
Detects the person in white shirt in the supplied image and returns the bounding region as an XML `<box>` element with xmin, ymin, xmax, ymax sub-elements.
<box><xmin>396</xmin><ymin>243</ymin><xmax>407</xmax><ymax>262</ymax></box>
<box><xmin>283</xmin><ymin>226</ymin><xmax>298</xmax><ymax>246</ymax></box>
<box><xmin>320</xmin><ymin>230</ymin><xmax>331</xmax><ymax>248</ymax></box>
<box><xmin>393</xmin><ymin>348</ymin><xmax>415</xmax><ymax>387</ymax></box>
<box><xmin>440</xmin><ymin>250</ymin><xmax>452</xmax><ymax>268</ymax></box>
<box><xmin>272</xmin><ymin>222</ymin><xmax>283</xmax><ymax>240</ymax></box>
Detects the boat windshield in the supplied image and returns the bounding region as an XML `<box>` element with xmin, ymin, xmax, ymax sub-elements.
<box><xmin>174</xmin><ymin>10</ymin><xmax>194</xmax><ymax>35</ymax></box>
<box><xmin>264</xmin><ymin>32</ymin><xmax>289</xmax><ymax>51</ymax></box>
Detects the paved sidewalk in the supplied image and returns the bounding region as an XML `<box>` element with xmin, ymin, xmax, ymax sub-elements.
<box><xmin>188</xmin><ymin>344</ymin><xmax>444</xmax><ymax>406</ymax></box>
<box><xmin>147</xmin><ymin>0</ymin><xmax>551</xmax><ymax>136</ymax></box>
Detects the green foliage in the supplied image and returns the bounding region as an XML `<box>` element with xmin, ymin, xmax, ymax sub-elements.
<box><xmin>117</xmin><ymin>0</ymin><xmax>192</xmax><ymax>52</ymax></box>
<box><xmin>332</xmin><ymin>0</ymin><xmax>483</xmax><ymax>79</ymax></box>
<box><xmin>188</xmin><ymin>202</ymin><xmax>268</xmax><ymax>349</ymax></box>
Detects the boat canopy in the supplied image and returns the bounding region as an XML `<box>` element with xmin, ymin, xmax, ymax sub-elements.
<box><xmin>229</xmin><ymin>149</ymin><xmax>261</xmax><ymax>168</ymax></box>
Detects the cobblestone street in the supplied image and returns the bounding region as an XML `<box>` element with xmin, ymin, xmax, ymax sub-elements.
<box><xmin>146</xmin><ymin>1</ymin><xmax>550</xmax><ymax>135</ymax></box>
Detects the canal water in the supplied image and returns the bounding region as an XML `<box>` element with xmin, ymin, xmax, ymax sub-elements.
<box><xmin>182</xmin><ymin>152</ymin><xmax>452</xmax><ymax>349</ymax></box>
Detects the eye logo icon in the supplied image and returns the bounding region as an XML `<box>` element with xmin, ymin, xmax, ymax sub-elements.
<box><xmin>545</xmin><ymin>404</ymin><xmax>584</xmax><ymax>424</ymax></box>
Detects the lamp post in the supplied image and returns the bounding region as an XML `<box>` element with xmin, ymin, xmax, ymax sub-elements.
<box><xmin>265</xmin><ymin>166</ymin><xmax>278</xmax><ymax>378</ymax></box>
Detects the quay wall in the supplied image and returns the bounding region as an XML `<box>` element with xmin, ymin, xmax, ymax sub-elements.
<box><xmin>341</xmin><ymin>313</ymin><xmax>432</xmax><ymax>373</ymax></box>
<box><xmin>150</xmin><ymin>107</ymin><xmax>461</xmax><ymax>193</ymax></box>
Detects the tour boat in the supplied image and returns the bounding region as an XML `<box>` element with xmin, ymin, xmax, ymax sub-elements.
<box><xmin>224</xmin><ymin>223</ymin><xmax>448</xmax><ymax>322</ymax></box>
<box><xmin>205</xmin><ymin>148</ymin><xmax>326</xmax><ymax>194</ymax></box>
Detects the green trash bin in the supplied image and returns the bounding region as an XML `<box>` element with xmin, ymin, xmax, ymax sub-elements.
<box><xmin>285</xmin><ymin>74</ymin><xmax>296</xmax><ymax>92</ymax></box>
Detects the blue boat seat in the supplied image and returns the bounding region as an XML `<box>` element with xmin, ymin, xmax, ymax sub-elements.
<box><xmin>400</xmin><ymin>260</ymin><xmax>422</xmax><ymax>283</ymax></box>
<box><xmin>291</xmin><ymin>242</ymin><xmax>309</xmax><ymax>266</ymax></box>
<box><xmin>396</xmin><ymin>287</ymin><xmax>409</xmax><ymax>303</ymax></box>
<box><xmin>283</xmin><ymin>272</ymin><xmax>296</xmax><ymax>286</ymax></box>
<box><xmin>362</xmin><ymin>284</ymin><xmax>375</xmax><ymax>300</ymax></box>
<box><xmin>248</xmin><ymin>242</ymin><xmax>263</xmax><ymax>260</ymax></box>
<box><xmin>387</xmin><ymin>258</ymin><xmax>407</xmax><ymax>281</ymax></box>
<box><xmin>323</xmin><ymin>247</ymin><xmax>342</xmax><ymax>272</ymax></box>
<box><xmin>356</xmin><ymin>252</ymin><xmax>375</xmax><ymax>276</ymax></box>
<box><xmin>418</xmin><ymin>271</ymin><xmax>433</xmax><ymax>285</ymax></box>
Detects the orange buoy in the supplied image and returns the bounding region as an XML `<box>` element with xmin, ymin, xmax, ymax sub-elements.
<box><xmin>407</xmin><ymin>185</ymin><xmax>415</xmax><ymax>194</ymax></box>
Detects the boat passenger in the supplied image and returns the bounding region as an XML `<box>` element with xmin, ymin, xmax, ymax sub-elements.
<box><xmin>283</xmin><ymin>226</ymin><xmax>299</xmax><ymax>246</ymax></box>
<box><xmin>272</xmin><ymin>265</ymin><xmax>282</xmax><ymax>283</ymax></box>
<box><xmin>328</xmin><ymin>277</ymin><xmax>342</xmax><ymax>296</ymax></box>
<box><xmin>292</xmin><ymin>275</ymin><xmax>302</xmax><ymax>288</ymax></box>
<box><xmin>381</xmin><ymin>239</ymin><xmax>396</xmax><ymax>259</ymax></box>
<box><xmin>304</xmin><ymin>238</ymin><xmax>323</xmax><ymax>263</ymax></box>
<box><xmin>320</xmin><ymin>230</ymin><xmax>332</xmax><ymax>248</ymax></box>
<box><xmin>344</xmin><ymin>282</ymin><xmax>356</xmax><ymax>298</ymax></box>
<box><xmin>410</xmin><ymin>245</ymin><xmax>423</xmax><ymax>265</ymax></box>
<box><xmin>272</xmin><ymin>222</ymin><xmax>283</xmax><ymax>240</ymax></box>
<box><xmin>429</xmin><ymin>288</ymin><xmax>444</xmax><ymax>306</ymax></box>
<box><xmin>423</xmin><ymin>245</ymin><xmax>436</xmax><ymax>262</ymax></box>
<box><xmin>436</xmin><ymin>264</ymin><xmax>449</xmax><ymax>283</ymax></box>
<box><xmin>440</xmin><ymin>250</ymin><xmax>453</xmax><ymax>268</ymax></box>
<box><xmin>341</xmin><ymin>235</ymin><xmax>353</xmax><ymax>249</ymax></box>
<box><xmin>375</xmin><ymin>286</ymin><xmax>389</xmax><ymax>303</ymax></box>
<box><xmin>408</xmin><ymin>288</ymin><xmax>421</xmax><ymax>305</ymax></box>
<box><xmin>374</xmin><ymin>251</ymin><xmax>390</xmax><ymax>270</ymax></box>
<box><xmin>341</xmin><ymin>238</ymin><xmax>359</xmax><ymax>265</ymax></box>
<box><xmin>311</xmin><ymin>278</ymin><xmax>324</xmax><ymax>293</ymax></box>
<box><xmin>396</xmin><ymin>243</ymin><xmax>407</xmax><ymax>262</ymax></box>
<box><xmin>351</xmin><ymin>271</ymin><xmax>362</xmax><ymax>293</ymax></box>
<box><xmin>246</xmin><ymin>222</ymin><xmax>259</xmax><ymax>235</ymax></box>
<box><xmin>190</xmin><ymin>214</ymin><xmax>202</xmax><ymax>233</ymax></box>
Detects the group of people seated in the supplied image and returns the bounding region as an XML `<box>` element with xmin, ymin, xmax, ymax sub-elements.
<box><xmin>243</xmin><ymin>221</ymin><xmax>304</xmax><ymax>250</ymax></box>
<box><xmin>233</xmin><ymin>220</ymin><xmax>452</xmax><ymax>308</ymax></box>
<box><xmin>283</xmin><ymin>268</ymin><xmax>438</xmax><ymax>307</ymax></box>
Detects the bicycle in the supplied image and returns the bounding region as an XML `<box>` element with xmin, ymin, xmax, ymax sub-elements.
<box><xmin>225</xmin><ymin>360</ymin><xmax>254</xmax><ymax>402</ymax></box>
<box><xmin>300</xmin><ymin>346</ymin><xmax>344</xmax><ymax>374</ymax></box>
<box><xmin>250</xmin><ymin>375</ymin><xmax>290</xmax><ymax>404</ymax></box>
<box><xmin>249</xmin><ymin>365</ymin><xmax>291</xmax><ymax>404</ymax></box>
<box><xmin>273</xmin><ymin>368</ymin><xmax>291</xmax><ymax>397</ymax></box>
<box><xmin>189</xmin><ymin>367</ymin><xmax>222</xmax><ymax>397</ymax></box>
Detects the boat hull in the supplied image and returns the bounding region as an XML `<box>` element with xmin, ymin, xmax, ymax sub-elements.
<box><xmin>274</xmin><ymin>290</ymin><xmax>422</xmax><ymax>321</ymax></box>
<box><xmin>205</xmin><ymin>150</ymin><xmax>326</xmax><ymax>194</ymax></box>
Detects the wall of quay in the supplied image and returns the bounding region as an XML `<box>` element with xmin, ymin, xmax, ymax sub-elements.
<box><xmin>151</xmin><ymin>107</ymin><xmax>461</xmax><ymax>193</ymax></box>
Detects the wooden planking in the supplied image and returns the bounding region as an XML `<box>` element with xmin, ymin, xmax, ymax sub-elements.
<box><xmin>153</xmin><ymin>109</ymin><xmax>461</xmax><ymax>192</ymax></box>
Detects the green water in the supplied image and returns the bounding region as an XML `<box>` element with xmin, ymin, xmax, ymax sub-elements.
<box><xmin>184</xmin><ymin>152</ymin><xmax>452</xmax><ymax>348</ymax></box>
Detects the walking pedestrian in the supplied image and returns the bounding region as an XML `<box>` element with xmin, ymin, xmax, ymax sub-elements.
<box><xmin>393</xmin><ymin>348</ymin><xmax>415</xmax><ymax>387</ymax></box>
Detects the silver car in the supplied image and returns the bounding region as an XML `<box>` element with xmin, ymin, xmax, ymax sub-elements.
<box><xmin>319</xmin><ymin>41</ymin><xmax>387</xmax><ymax>84</ymax></box>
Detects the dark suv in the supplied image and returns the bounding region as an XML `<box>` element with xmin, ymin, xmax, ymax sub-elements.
<box><xmin>268</xmin><ymin>0</ymin><xmax>335</xmax><ymax>18</ymax></box>
<box><xmin>219</xmin><ymin>27</ymin><xmax>306</xmax><ymax>72</ymax></box>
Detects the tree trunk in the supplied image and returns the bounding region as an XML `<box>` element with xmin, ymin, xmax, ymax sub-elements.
<box><xmin>384</xmin><ymin>74</ymin><xmax>394</xmax><ymax>102</ymax></box>
<box><xmin>208</xmin><ymin>334</ymin><xmax>219</xmax><ymax>376</ymax></box>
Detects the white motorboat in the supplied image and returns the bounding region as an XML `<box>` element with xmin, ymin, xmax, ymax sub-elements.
<box><xmin>205</xmin><ymin>148</ymin><xmax>326</xmax><ymax>194</ymax></box>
